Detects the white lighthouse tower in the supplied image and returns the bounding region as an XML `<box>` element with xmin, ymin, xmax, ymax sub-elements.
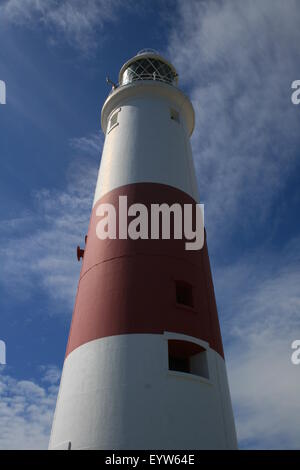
<box><xmin>49</xmin><ymin>49</ymin><xmax>238</xmax><ymax>450</ymax></box>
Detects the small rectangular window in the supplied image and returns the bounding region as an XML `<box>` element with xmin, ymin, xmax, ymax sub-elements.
<box><xmin>110</xmin><ymin>112</ymin><xmax>118</xmax><ymax>129</ymax></box>
<box><xmin>175</xmin><ymin>281</ymin><xmax>193</xmax><ymax>308</ymax></box>
<box><xmin>170</xmin><ymin>108</ymin><xmax>180</xmax><ymax>123</ymax></box>
<box><xmin>168</xmin><ymin>340</ymin><xmax>209</xmax><ymax>379</ymax></box>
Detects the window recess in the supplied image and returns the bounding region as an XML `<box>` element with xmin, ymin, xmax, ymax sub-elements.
<box><xmin>175</xmin><ymin>280</ymin><xmax>193</xmax><ymax>308</ymax></box>
<box><xmin>168</xmin><ymin>339</ymin><xmax>209</xmax><ymax>380</ymax></box>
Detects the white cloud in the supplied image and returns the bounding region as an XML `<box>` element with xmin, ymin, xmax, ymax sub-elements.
<box><xmin>168</xmin><ymin>0</ymin><xmax>300</xmax><ymax>247</ymax></box>
<box><xmin>1</xmin><ymin>0</ymin><xmax>300</xmax><ymax>449</ymax></box>
<box><xmin>0</xmin><ymin>0</ymin><xmax>126</xmax><ymax>52</ymax></box>
<box><xmin>0</xmin><ymin>365</ymin><xmax>60</xmax><ymax>450</ymax></box>
<box><xmin>214</xmin><ymin>237</ymin><xmax>300</xmax><ymax>449</ymax></box>
<box><xmin>39</xmin><ymin>364</ymin><xmax>62</xmax><ymax>385</ymax></box>
<box><xmin>167</xmin><ymin>0</ymin><xmax>300</xmax><ymax>449</ymax></box>
<box><xmin>70</xmin><ymin>132</ymin><xmax>103</xmax><ymax>156</ymax></box>
<box><xmin>0</xmin><ymin>135</ymin><xmax>101</xmax><ymax>449</ymax></box>
<box><xmin>0</xmin><ymin>135</ymin><xmax>100</xmax><ymax>311</ymax></box>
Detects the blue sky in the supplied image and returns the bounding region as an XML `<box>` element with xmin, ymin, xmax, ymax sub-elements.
<box><xmin>0</xmin><ymin>0</ymin><xmax>300</xmax><ymax>449</ymax></box>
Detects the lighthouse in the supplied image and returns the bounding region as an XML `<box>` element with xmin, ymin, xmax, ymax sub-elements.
<box><xmin>49</xmin><ymin>49</ymin><xmax>237</xmax><ymax>450</ymax></box>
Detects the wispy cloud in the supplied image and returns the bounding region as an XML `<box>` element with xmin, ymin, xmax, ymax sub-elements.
<box><xmin>168</xmin><ymin>0</ymin><xmax>300</xmax><ymax>247</ymax></box>
<box><xmin>0</xmin><ymin>364</ymin><xmax>60</xmax><ymax>449</ymax></box>
<box><xmin>70</xmin><ymin>132</ymin><xmax>103</xmax><ymax>156</ymax></box>
<box><xmin>0</xmin><ymin>133</ymin><xmax>101</xmax><ymax>448</ymax></box>
<box><xmin>1</xmin><ymin>0</ymin><xmax>300</xmax><ymax>450</ymax></box>
<box><xmin>0</xmin><ymin>0</ymin><xmax>126</xmax><ymax>52</ymax></box>
<box><xmin>0</xmin><ymin>135</ymin><xmax>100</xmax><ymax>311</ymax></box>
<box><xmin>167</xmin><ymin>0</ymin><xmax>300</xmax><ymax>449</ymax></box>
<box><xmin>214</xmin><ymin>237</ymin><xmax>300</xmax><ymax>449</ymax></box>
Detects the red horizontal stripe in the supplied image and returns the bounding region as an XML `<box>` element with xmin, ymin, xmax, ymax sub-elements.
<box><xmin>66</xmin><ymin>183</ymin><xmax>224</xmax><ymax>359</ymax></box>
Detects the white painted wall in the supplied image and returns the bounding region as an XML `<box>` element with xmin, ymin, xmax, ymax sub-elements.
<box><xmin>49</xmin><ymin>73</ymin><xmax>238</xmax><ymax>450</ymax></box>
<box><xmin>49</xmin><ymin>333</ymin><xmax>237</xmax><ymax>450</ymax></box>
<box><xmin>93</xmin><ymin>82</ymin><xmax>199</xmax><ymax>206</ymax></box>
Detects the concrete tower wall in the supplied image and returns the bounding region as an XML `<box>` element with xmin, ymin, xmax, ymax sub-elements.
<box><xmin>49</xmin><ymin>56</ymin><xmax>237</xmax><ymax>450</ymax></box>
<box><xmin>93</xmin><ymin>81</ymin><xmax>199</xmax><ymax>205</ymax></box>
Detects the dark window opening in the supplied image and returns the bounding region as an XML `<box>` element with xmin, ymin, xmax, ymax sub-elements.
<box><xmin>169</xmin><ymin>356</ymin><xmax>190</xmax><ymax>373</ymax></box>
<box><xmin>168</xmin><ymin>340</ymin><xmax>209</xmax><ymax>379</ymax></box>
<box><xmin>175</xmin><ymin>281</ymin><xmax>193</xmax><ymax>308</ymax></box>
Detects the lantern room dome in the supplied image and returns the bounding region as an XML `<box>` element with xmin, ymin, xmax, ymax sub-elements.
<box><xmin>119</xmin><ymin>50</ymin><xmax>178</xmax><ymax>87</ymax></box>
